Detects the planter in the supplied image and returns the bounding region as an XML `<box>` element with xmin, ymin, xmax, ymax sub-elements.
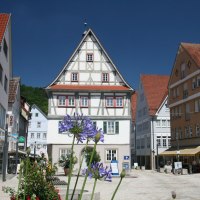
<box><xmin>64</xmin><ymin>167</ymin><xmax>70</xmax><ymax>176</ymax></box>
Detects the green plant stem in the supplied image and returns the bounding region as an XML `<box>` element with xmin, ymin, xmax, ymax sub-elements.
<box><xmin>66</xmin><ymin>135</ymin><xmax>76</xmax><ymax>200</ymax></box>
<box><xmin>71</xmin><ymin>140</ymin><xmax>89</xmax><ymax>200</ymax></box>
<box><xmin>111</xmin><ymin>177</ymin><xmax>123</xmax><ymax>200</ymax></box>
<box><xmin>24</xmin><ymin>157</ymin><xmax>29</xmax><ymax>200</ymax></box>
<box><xmin>90</xmin><ymin>178</ymin><xmax>97</xmax><ymax>200</ymax></box>
<box><xmin>78</xmin><ymin>142</ymin><xmax>97</xmax><ymax>200</ymax></box>
<box><xmin>16</xmin><ymin>168</ymin><xmax>22</xmax><ymax>200</ymax></box>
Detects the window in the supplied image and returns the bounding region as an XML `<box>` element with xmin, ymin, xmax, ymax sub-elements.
<box><xmin>0</xmin><ymin>104</ymin><xmax>6</xmax><ymax>129</ymax></box>
<box><xmin>71</xmin><ymin>73</ymin><xmax>78</xmax><ymax>82</ymax></box>
<box><xmin>0</xmin><ymin>64</ymin><xmax>2</xmax><ymax>84</ymax></box>
<box><xmin>102</xmin><ymin>73</ymin><xmax>109</xmax><ymax>82</ymax></box>
<box><xmin>181</xmin><ymin>63</ymin><xmax>186</xmax><ymax>79</ymax></box>
<box><xmin>60</xmin><ymin>148</ymin><xmax>72</xmax><ymax>157</ymax></box>
<box><xmin>58</xmin><ymin>96</ymin><xmax>66</xmax><ymax>106</ymax></box>
<box><xmin>31</xmin><ymin>133</ymin><xmax>34</xmax><ymax>139</ymax></box>
<box><xmin>37</xmin><ymin>122</ymin><xmax>41</xmax><ymax>128</ymax></box>
<box><xmin>35</xmin><ymin>113</ymin><xmax>39</xmax><ymax>117</ymax></box>
<box><xmin>157</xmin><ymin>136</ymin><xmax>161</xmax><ymax>147</ymax></box>
<box><xmin>156</xmin><ymin>120</ymin><xmax>161</xmax><ymax>127</ymax></box>
<box><xmin>189</xmin><ymin>126</ymin><xmax>193</xmax><ymax>137</ymax></box>
<box><xmin>43</xmin><ymin>133</ymin><xmax>47</xmax><ymax>139</ymax></box>
<box><xmin>93</xmin><ymin>121</ymin><xmax>97</xmax><ymax>128</ymax></box>
<box><xmin>162</xmin><ymin>120</ymin><xmax>167</xmax><ymax>127</ymax></box>
<box><xmin>37</xmin><ymin>133</ymin><xmax>40</xmax><ymax>139</ymax></box>
<box><xmin>68</xmin><ymin>96</ymin><xmax>75</xmax><ymax>107</ymax></box>
<box><xmin>195</xmin><ymin>99</ymin><xmax>200</xmax><ymax>112</ymax></box>
<box><xmin>86</xmin><ymin>53</ymin><xmax>93</xmax><ymax>62</ymax></box>
<box><xmin>4</xmin><ymin>75</ymin><xmax>7</xmax><ymax>93</ymax></box>
<box><xmin>196</xmin><ymin>124</ymin><xmax>200</xmax><ymax>136</ymax></box>
<box><xmin>3</xmin><ymin>39</ymin><xmax>8</xmax><ymax>58</ymax></box>
<box><xmin>80</xmin><ymin>96</ymin><xmax>88</xmax><ymax>107</ymax></box>
<box><xmin>185</xmin><ymin>126</ymin><xmax>189</xmax><ymax>138</ymax></box>
<box><xmin>183</xmin><ymin>83</ymin><xmax>188</xmax><ymax>99</ymax></box>
<box><xmin>179</xmin><ymin>128</ymin><xmax>182</xmax><ymax>139</ymax></box>
<box><xmin>106</xmin><ymin>97</ymin><xmax>113</xmax><ymax>107</ymax></box>
<box><xmin>163</xmin><ymin>137</ymin><xmax>167</xmax><ymax>147</ymax></box>
<box><xmin>103</xmin><ymin>121</ymin><xmax>119</xmax><ymax>134</ymax></box>
<box><xmin>197</xmin><ymin>76</ymin><xmax>200</xmax><ymax>87</ymax></box>
<box><xmin>43</xmin><ymin>144</ymin><xmax>47</xmax><ymax>149</ymax></box>
<box><xmin>168</xmin><ymin>137</ymin><xmax>171</xmax><ymax>147</ymax></box>
<box><xmin>116</xmin><ymin>97</ymin><xmax>123</xmax><ymax>107</ymax></box>
<box><xmin>192</xmin><ymin>78</ymin><xmax>197</xmax><ymax>89</ymax></box>
<box><xmin>185</xmin><ymin>103</ymin><xmax>190</xmax><ymax>120</ymax></box>
<box><xmin>106</xmin><ymin>149</ymin><xmax>117</xmax><ymax>161</ymax></box>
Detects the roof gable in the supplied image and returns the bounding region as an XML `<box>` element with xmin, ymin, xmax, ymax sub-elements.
<box><xmin>141</xmin><ymin>74</ymin><xmax>169</xmax><ymax>116</ymax></box>
<box><xmin>0</xmin><ymin>13</ymin><xmax>10</xmax><ymax>45</ymax></box>
<box><xmin>31</xmin><ymin>104</ymin><xmax>47</xmax><ymax>119</ymax></box>
<box><xmin>46</xmin><ymin>29</ymin><xmax>133</xmax><ymax>91</ymax></box>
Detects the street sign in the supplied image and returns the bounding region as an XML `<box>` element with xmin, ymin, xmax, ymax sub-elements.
<box><xmin>18</xmin><ymin>136</ymin><xmax>25</xmax><ymax>143</ymax></box>
<box><xmin>18</xmin><ymin>143</ymin><xmax>24</xmax><ymax>146</ymax></box>
<box><xmin>124</xmin><ymin>156</ymin><xmax>130</xmax><ymax>160</ymax></box>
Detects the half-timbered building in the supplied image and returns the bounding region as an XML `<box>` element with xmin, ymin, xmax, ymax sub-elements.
<box><xmin>45</xmin><ymin>29</ymin><xmax>134</xmax><ymax>173</ymax></box>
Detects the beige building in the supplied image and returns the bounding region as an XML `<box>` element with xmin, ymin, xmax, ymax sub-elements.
<box><xmin>167</xmin><ymin>43</ymin><xmax>200</xmax><ymax>171</ymax></box>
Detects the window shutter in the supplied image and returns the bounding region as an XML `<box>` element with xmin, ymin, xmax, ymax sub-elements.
<box><xmin>115</xmin><ymin>122</ymin><xmax>119</xmax><ymax>134</ymax></box>
<box><xmin>103</xmin><ymin>122</ymin><xmax>107</xmax><ymax>134</ymax></box>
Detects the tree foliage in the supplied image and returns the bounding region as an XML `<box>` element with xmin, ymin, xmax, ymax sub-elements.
<box><xmin>20</xmin><ymin>84</ymin><xmax>48</xmax><ymax>115</ymax></box>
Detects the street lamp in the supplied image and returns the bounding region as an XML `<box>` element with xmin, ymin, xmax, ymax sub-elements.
<box><xmin>34</xmin><ymin>141</ymin><xmax>36</xmax><ymax>160</ymax></box>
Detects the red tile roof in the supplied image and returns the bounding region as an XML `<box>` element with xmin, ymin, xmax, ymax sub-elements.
<box><xmin>48</xmin><ymin>84</ymin><xmax>131</xmax><ymax>91</ymax></box>
<box><xmin>131</xmin><ymin>92</ymin><xmax>137</xmax><ymax>122</ymax></box>
<box><xmin>141</xmin><ymin>74</ymin><xmax>169</xmax><ymax>116</ymax></box>
<box><xmin>9</xmin><ymin>77</ymin><xmax>20</xmax><ymax>103</ymax></box>
<box><xmin>181</xmin><ymin>43</ymin><xmax>200</xmax><ymax>67</ymax></box>
<box><xmin>0</xmin><ymin>14</ymin><xmax>10</xmax><ymax>44</ymax></box>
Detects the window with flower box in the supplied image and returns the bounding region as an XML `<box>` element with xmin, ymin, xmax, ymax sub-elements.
<box><xmin>102</xmin><ymin>73</ymin><xmax>109</xmax><ymax>82</ymax></box>
<box><xmin>106</xmin><ymin>149</ymin><xmax>117</xmax><ymax>161</ymax></box>
<box><xmin>71</xmin><ymin>72</ymin><xmax>78</xmax><ymax>82</ymax></box>
<box><xmin>103</xmin><ymin>121</ymin><xmax>119</xmax><ymax>134</ymax></box>
<box><xmin>80</xmin><ymin>96</ymin><xmax>88</xmax><ymax>107</ymax></box>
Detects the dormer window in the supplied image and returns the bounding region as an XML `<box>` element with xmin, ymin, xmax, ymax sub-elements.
<box><xmin>71</xmin><ymin>72</ymin><xmax>78</xmax><ymax>82</ymax></box>
<box><xmin>86</xmin><ymin>53</ymin><xmax>93</xmax><ymax>62</ymax></box>
<box><xmin>102</xmin><ymin>73</ymin><xmax>109</xmax><ymax>82</ymax></box>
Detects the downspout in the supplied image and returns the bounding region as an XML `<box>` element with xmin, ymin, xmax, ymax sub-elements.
<box><xmin>151</xmin><ymin>116</ymin><xmax>155</xmax><ymax>170</ymax></box>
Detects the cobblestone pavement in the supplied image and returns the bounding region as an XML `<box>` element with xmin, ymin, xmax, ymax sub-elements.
<box><xmin>1</xmin><ymin>170</ymin><xmax>200</xmax><ymax>200</ymax></box>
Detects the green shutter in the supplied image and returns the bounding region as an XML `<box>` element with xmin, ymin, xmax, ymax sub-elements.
<box><xmin>115</xmin><ymin>122</ymin><xmax>119</xmax><ymax>134</ymax></box>
<box><xmin>103</xmin><ymin>121</ymin><xmax>107</xmax><ymax>134</ymax></box>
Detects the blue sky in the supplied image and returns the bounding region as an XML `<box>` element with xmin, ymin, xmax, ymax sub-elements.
<box><xmin>1</xmin><ymin>0</ymin><xmax>200</xmax><ymax>89</ymax></box>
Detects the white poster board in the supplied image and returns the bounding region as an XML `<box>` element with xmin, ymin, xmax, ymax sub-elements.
<box><xmin>174</xmin><ymin>162</ymin><xmax>182</xmax><ymax>169</ymax></box>
<box><xmin>111</xmin><ymin>160</ymin><xmax>119</xmax><ymax>176</ymax></box>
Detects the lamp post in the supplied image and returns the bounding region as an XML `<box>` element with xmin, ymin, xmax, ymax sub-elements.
<box><xmin>34</xmin><ymin>141</ymin><xmax>36</xmax><ymax>160</ymax></box>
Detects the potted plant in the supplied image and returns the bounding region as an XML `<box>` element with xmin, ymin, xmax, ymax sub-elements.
<box><xmin>58</xmin><ymin>153</ymin><xmax>77</xmax><ymax>176</ymax></box>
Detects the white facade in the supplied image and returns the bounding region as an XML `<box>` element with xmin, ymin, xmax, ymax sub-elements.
<box><xmin>46</xmin><ymin>29</ymin><xmax>134</xmax><ymax>173</ymax></box>
<box><xmin>135</xmin><ymin>79</ymin><xmax>171</xmax><ymax>169</ymax></box>
<box><xmin>0</xmin><ymin>14</ymin><xmax>12</xmax><ymax>151</ymax></box>
<box><xmin>27</xmin><ymin>104</ymin><xmax>48</xmax><ymax>155</ymax></box>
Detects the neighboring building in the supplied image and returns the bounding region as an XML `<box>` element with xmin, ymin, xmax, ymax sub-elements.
<box><xmin>19</xmin><ymin>96</ymin><xmax>31</xmax><ymax>150</ymax></box>
<box><xmin>131</xmin><ymin>92</ymin><xmax>137</xmax><ymax>167</ymax></box>
<box><xmin>45</xmin><ymin>28</ymin><xmax>134</xmax><ymax>173</ymax></box>
<box><xmin>167</xmin><ymin>43</ymin><xmax>200</xmax><ymax>166</ymax></box>
<box><xmin>0</xmin><ymin>13</ymin><xmax>12</xmax><ymax>172</ymax></box>
<box><xmin>7</xmin><ymin>77</ymin><xmax>21</xmax><ymax>152</ymax></box>
<box><xmin>27</xmin><ymin>104</ymin><xmax>48</xmax><ymax>155</ymax></box>
<box><xmin>135</xmin><ymin>74</ymin><xmax>170</xmax><ymax>169</ymax></box>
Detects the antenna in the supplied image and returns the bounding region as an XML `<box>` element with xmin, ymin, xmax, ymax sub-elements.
<box><xmin>82</xmin><ymin>19</ymin><xmax>88</xmax><ymax>37</ymax></box>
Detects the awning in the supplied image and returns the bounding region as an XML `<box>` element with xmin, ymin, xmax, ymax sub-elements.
<box><xmin>160</xmin><ymin>146</ymin><xmax>200</xmax><ymax>156</ymax></box>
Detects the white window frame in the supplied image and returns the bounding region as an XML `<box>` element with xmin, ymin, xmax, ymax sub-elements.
<box><xmin>60</xmin><ymin>148</ymin><xmax>72</xmax><ymax>157</ymax></box>
<box><xmin>37</xmin><ymin>122</ymin><xmax>41</xmax><ymax>128</ymax></box>
<box><xmin>71</xmin><ymin>72</ymin><xmax>78</xmax><ymax>82</ymax></box>
<box><xmin>106</xmin><ymin>97</ymin><xmax>114</xmax><ymax>107</ymax></box>
<box><xmin>116</xmin><ymin>97</ymin><xmax>123</xmax><ymax>107</ymax></box>
<box><xmin>43</xmin><ymin>133</ymin><xmax>47</xmax><ymax>139</ymax></box>
<box><xmin>80</xmin><ymin>96</ymin><xmax>88</xmax><ymax>107</ymax></box>
<box><xmin>86</xmin><ymin>53</ymin><xmax>93</xmax><ymax>62</ymax></box>
<box><xmin>105</xmin><ymin>149</ymin><xmax>117</xmax><ymax>162</ymax></box>
<box><xmin>102</xmin><ymin>73</ymin><xmax>109</xmax><ymax>82</ymax></box>
<box><xmin>37</xmin><ymin>133</ymin><xmax>40</xmax><ymax>139</ymax></box>
<box><xmin>58</xmin><ymin>96</ymin><xmax>66</xmax><ymax>106</ymax></box>
<box><xmin>68</xmin><ymin>96</ymin><xmax>75</xmax><ymax>107</ymax></box>
<box><xmin>162</xmin><ymin>137</ymin><xmax>167</xmax><ymax>147</ymax></box>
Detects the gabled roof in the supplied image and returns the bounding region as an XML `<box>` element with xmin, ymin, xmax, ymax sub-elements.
<box><xmin>0</xmin><ymin>13</ymin><xmax>10</xmax><ymax>45</ymax></box>
<box><xmin>46</xmin><ymin>28</ymin><xmax>133</xmax><ymax>91</ymax></box>
<box><xmin>31</xmin><ymin>104</ymin><xmax>47</xmax><ymax>119</ymax></box>
<box><xmin>181</xmin><ymin>42</ymin><xmax>200</xmax><ymax>67</ymax></box>
<box><xmin>48</xmin><ymin>85</ymin><xmax>131</xmax><ymax>91</ymax></box>
<box><xmin>131</xmin><ymin>92</ymin><xmax>137</xmax><ymax>122</ymax></box>
<box><xmin>8</xmin><ymin>77</ymin><xmax>20</xmax><ymax>103</ymax></box>
<box><xmin>141</xmin><ymin>74</ymin><xmax>169</xmax><ymax>116</ymax></box>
